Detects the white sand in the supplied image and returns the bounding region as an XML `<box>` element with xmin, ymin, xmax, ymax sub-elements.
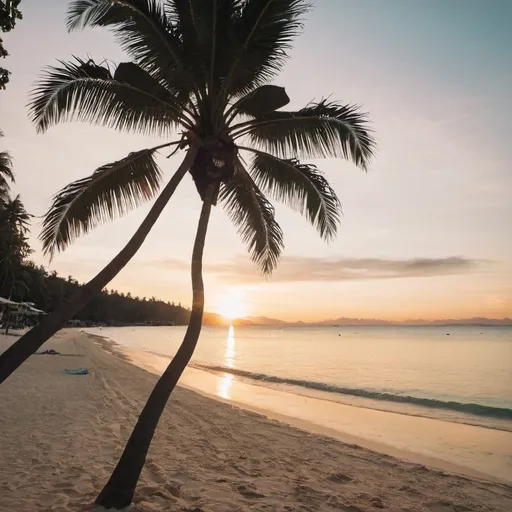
<box><xmin>1</xmin><ymin>330</ymin><xmax>511</xmax><ymax>512</ymax></box>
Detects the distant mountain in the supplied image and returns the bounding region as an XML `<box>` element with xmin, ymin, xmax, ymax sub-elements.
<box><xmin>244</xmin><ymin>316</ymin><xmax>288</xmax><ymax>326</ymax></box>
<box><xmin>306</xmin><ymin>316</ymin><xmax>512</xmax><ymax>327</ymax></box>
<box><xmin>403</xmin><ymin>317</ymin><xmax>512</xmax><ymax>326</ymax></box>
<box><xmin>201</xmin><ymin>313</ymin><xmax>512</xmax><ymax>327</ymax></box>
<box><xmin>239</xmin><ymin>316</ymin><xmax>512</xmax><ymax>327</ymax></box>
<box><xmin>202</xmin><ymin>314</ymin><xmax>287</xmax><ymax>326</ymax></box>
<box><xmin>314</xmin><ymin>317</ymin><xmax>394</xmax><ymax>326</ymax></box>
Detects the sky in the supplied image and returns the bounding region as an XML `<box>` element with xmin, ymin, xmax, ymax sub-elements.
<box><xmin>1</xmin><ymin>0</ymin><xmax>511</xmax><ymax>322</ymax></box>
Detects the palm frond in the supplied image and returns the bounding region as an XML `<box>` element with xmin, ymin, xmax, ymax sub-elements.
<box><xmin>247</xmin><ymin>149</ymin><xmax>341</xmax><ymax>240</ymax></box>
<box><xmin>1</xmin><ymin>195</ymin><xmax>32</xmax><ymax>230</ymax></box>
<box><xmin>40</xmin><ymin>147</ymin><xmax>164</xmax><ymax>257</ymax></box>
<box><xmin>113</xmin><ymin>61</ymin><xmax>194</xmax><ymax>118</ymax></box>
<box><xmin>166</xmin><ymin>0</ymin><xmax>241</xmax><ymax>45</ymax></box>
<box><xmin>219</xmin><ymin>159</ymin><xmax>283</xmax><ymax>274</ymax></box>
<box><xmin>0</xmin><ymin>130</ymin><xmax>14</xmax><ymax>189</ymax></box>
<box><xmin>233</xmin><ymin>100</ymin><xmax>375</xmax><ymax>170</ymax></box>
<box><xmin>164</xmin><ymin>0</ymin><xmax>213</xmax><ymax>85</ymax></box>
<box><xmin>67</xmin><ymin>0</ymin><xmax>187</xmax><ymax>91</ymax></box>
<box><xmin>29</xmin><ymin>58</ymin><xmax>188</xmax><ymax>134</ymax></box>
<box><xmin>229</xmin><ymin>85</ymin><xmax>290</xmax><ymax>119</ymax></box>
<box><xmin>165</xmin><ymin>0</ymin><xmax>243</xmax><ymax>97</ymax></box>
<box><xmin>222</xmin><ymin>0</ymin><xmax>309</xmax><ymax>97</ymax></box>
<box><xmin>0</xmin><ymin>151</ymin><xmax>14</xmax><ymax>183</ymax></box>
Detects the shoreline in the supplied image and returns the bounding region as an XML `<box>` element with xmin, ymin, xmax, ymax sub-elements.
<box><xmin>97</xmin><ymin>333</ymin><xmax>512</xmax><ymax>485</ymax></box>
<box><xmin>84</xmin><ymin>325</ymin><xmax>512</xmax><ymax>431</ymax></box>
<box><xmin>186</xmin><ymin>364</ymin><xmax>512</xmax><ymax>433</ymax></box>
<box><xmin>1</xmin><ymin>330</ymin><xmax>511</xmax><ymax>511</ymax></box>
<box><xmin>109</xmin><ymin>339</ymin><xmax>498</xmax><ymax>482</ymax></box>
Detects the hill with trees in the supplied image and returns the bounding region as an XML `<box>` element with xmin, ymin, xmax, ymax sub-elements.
<box><xmin>0</xmin><ymin>149</ymin><xmax>195</xmax><ymax>327</ymax></box>
<box><xmin>12</xmin><ymin>263</ymin><xmax>192</xmax><ymax>326</ymax></box>
<box><xmin>0</xmin><ymin>190</ymin><xmax>242</xmax><ymax>327</ymax></box>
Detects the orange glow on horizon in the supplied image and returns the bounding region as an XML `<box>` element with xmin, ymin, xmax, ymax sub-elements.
<box><xmin>216</xmin><ymin>288</ymin><xmax>249</xmax><ymax>320</ymax></box>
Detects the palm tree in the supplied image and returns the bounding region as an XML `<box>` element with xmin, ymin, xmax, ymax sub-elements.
<box><xmin>0</xmin><ymin>130</ymin><xmax>15</xmax><ymax>200</ymax></box>
<box><xmin>0</xmin><ymin>1</ymin><xmax>375</xmax><ymax>382</ymax></box>
<box><xmin>0</xmin><ymin>195</ymin><xmax>32</xmax><ymax>333</ymax></box>
<box><xmin>0</xmin><ymin>194</ymin><xmax>31</xmax><ymax>233</ymax></box>
<box><xmin>0</xmin><ymin>195</ymin><xmax>32</xmax><ymax>297</ymax></box>
<box><xmin>0</xmin><ymin>0</ymin><xmax>375</xmax><ymax>506</ymax></box>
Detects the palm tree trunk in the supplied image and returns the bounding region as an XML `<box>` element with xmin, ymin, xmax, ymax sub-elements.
<box><xmin>4</xmin><ymin>312</ymin><xmax>11</xmax><ymax>335</ymax></box>
<box><xmin>5</xmin><ymin>282</ymin><xmax>14</xmax><ymax>334</ymax></box>
<box><xmin>0</xmin><ymin>149</ymin><xmax>196</xmax><ymax>385</ymax></box>
<box><xmin>94</xmin><ymin>186</ymin><xmax>214</xmax><ymax>510</ymax></box>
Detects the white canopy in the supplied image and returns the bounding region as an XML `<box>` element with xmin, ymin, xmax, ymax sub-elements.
<box><xmin>0</xmin><ymin>297</ymin><xmax>18</xmax><ymax>306</ymax></box>
<box><xmin>0</xmin><ymin>298</ymin><xmax>46</xmax><ymax>314</ymax></box>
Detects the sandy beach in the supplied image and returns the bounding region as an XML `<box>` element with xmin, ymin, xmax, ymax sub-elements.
<box><xmin>1</xmin><ymin>330</ymin><xmax>511</xmax><ymax>512</ymax></box>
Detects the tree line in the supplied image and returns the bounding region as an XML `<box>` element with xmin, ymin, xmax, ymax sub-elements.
<box><xmin>0</xmin><ymin>179</ymin><xmax>191</xmax><ymax>325</ymax></box>
<box><xmin>6</xmin><ymin>262</ymin><xmax>192</xmax><ymax>325</ymax></box>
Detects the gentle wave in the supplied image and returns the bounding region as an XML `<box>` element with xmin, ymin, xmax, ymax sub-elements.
<box><xmin>192</xmin><ymin>364</ymin><xmax>512</xmax><ymax>420</ymax></box>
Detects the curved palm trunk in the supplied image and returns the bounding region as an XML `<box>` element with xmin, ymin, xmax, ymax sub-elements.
<box><xmin>95</xmin><ymin>187</ymin><xmax>214</xmax><ymax>510</ymax></box>
<box><xmin>0</xmin><ymin>149</ymin><xmax>196</xmax><ymax>385</ymax></box>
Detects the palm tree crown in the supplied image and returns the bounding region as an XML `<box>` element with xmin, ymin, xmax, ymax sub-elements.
<box><xmin>30</xmin><ymin>0</ymin><xmax>375</xmax><ymax>273</ymax></box>
<box><xmin>0</xmin><ymin>130</ymin><xmax>15</xmax><ymax>201</ymax></box>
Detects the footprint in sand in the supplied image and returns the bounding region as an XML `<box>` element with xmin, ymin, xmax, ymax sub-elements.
<box><xmin>370</xmin><ymin>497</ymin><xmax>385</xmax><ymax>509</ymax></box>
<box><xmin>136</xmin><ymin>484</ymin><xmax>178</xmax><ymax>504</ymax></box>
<box><xmin>75</xmin><ymin>478</ymin><xmax>94</xmax><ymax>495</ymax></box>
<box><xmin>236</xmin><ymin>483</ymin><xmax>266</xmax><ymax>499</ymax></box>
<box><xmin>164</xmin><ymin>483</ymin><xmax>182</xmax><ymax>498</ymax></box>
<box><xmin>109</xmin><ymin>422</ymin><xmax>121</xmax><ymax>438</ymax></box>
<box><xmin>327</xmin><ymin>473</ymin><xmax>353</xmax><ymax>484</ymax></box>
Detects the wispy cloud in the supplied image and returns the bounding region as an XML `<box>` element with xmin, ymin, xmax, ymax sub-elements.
<box><xmin>151</xmin><ymin>258</ymin><xmax>191</xmax><ymax>271</ymax></box>
<box><xmin>153</xmin><ymin>256</ymin><xmax>489</xmax><ymax>284</ymax></box>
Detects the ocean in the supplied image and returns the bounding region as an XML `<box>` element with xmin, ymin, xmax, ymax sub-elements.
<box><xmin>85</xmin><ymin>325</ymin><xmax>512</xmax><ymax>481</ymax></box>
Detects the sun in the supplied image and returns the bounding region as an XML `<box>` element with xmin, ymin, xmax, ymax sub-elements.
<box><xmin>217</xmin><ymin>288</ymin><xmax>248</xmax><ymax>320</ymax></box>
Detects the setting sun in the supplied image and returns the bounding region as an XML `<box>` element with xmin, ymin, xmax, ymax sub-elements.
<box><xmin>217</xmin><ymin>288</ymin><xmax>248</xmax><ymax>320</ymax></box>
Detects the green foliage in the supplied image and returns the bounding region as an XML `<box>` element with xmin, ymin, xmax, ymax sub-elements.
<box><xmin>9</xmin><ymin>262</ymin><xmax>191</xmax><ymax>325</ymax></box>
<box><xmin>249</xmin><ymin>149</ymin><xmax>341</xmax><ymax>240</ymax></box>
<box><xmin>0</xmin><ymin>1</ymin><xmax>22</xmax><ymax>31</ymax></box>
<box><xmin>0</xmin><ymin>129</ymin><xmax>14</xmax><ymax>199</ymax></box>
<box><xmin>67</xmin><ymin>1</ymin><xmax>190</xmax><ymax>94</ymax></box>
<box><xmin>219</xmin><ymin>159</ymin><xmax>283</xmax><ymax>274</ymax></box>
<box><xmin>222</xmin><ymin>0</ymin><xmax>310</xmax><ymax>97</ymax></box>
<box><xmin>29</xmin><ymin>58</ymin><xmax>187</xmax><ymax>135</ymax></box>
<box><xmin>237</xmin><ymin>100</ymin><xmax>375</xmax><ymax>169</ymax></box>
<box><xmin>40</xmin><ymin>147</ymin><xmax>163</xmax><ymax>257</ymax></box>
<box><xmin>0</xmin><ymin>193</ymin><xmax>195</xmax><ymax>325</ymax></box>
<box><xmin>0</xmin><ymin>185</ymin><xmax>189</xmax><ymax>325</ymax></box>
<box><xmin>0</xmin><ymin>0</ymin><xmax>23</xmax><ymax>90</ymax></box>
<box><xmin>231</xmin><ymin>85</ymin><xmax>290</xmax><ymax>118</ymax></box>
<box><xmin>0</xmin><ymin>194</ymin><xmax>32</xmax><ymax>299</ymax></box>
<box><xmin>30</xmin><ymin>0</ymin><xmax>376</xmax><ymax>275</ymax></box>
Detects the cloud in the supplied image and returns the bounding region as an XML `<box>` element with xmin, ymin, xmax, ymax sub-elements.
<box><xmin>154</xmin><ymin>256</ymin><xmax>490</xmax><ymax>284</ymax></box>
<box><xmin>151</xmin><ymin>258</ymin><xmax>191</xmax><ymax>271</ymax></box>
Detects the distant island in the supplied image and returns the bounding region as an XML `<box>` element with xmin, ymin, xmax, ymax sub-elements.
<box><xmin>300</xmin><ymin>316</ymin><xmax>512</xmax><ymax>327</ymax></box>
<box><xmin>216</xmin><ymin>316</ymin><xmax>512</xmax><ymax>327</ymax></box>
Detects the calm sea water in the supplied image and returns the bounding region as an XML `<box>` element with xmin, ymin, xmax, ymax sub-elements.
<box><xmin>87</xmin><ymin>325</ymin><xmax>512</xmax><ymax>430</ymax></box>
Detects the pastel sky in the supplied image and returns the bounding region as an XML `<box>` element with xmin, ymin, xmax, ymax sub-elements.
<box><xmin>1</xmin><ymin>0</ymin><xmax>511</xmax><ymax>321</ymax></box>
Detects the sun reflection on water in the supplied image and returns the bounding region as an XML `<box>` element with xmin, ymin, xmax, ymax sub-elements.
<box><xmin>218</xmin><ymin>373</ymin><xmax>234</xmax><ymax>399</ymax></box>
<box><xmin>225</xmin><ymin>325</ymin><xmax>236</xmax><ymax>368</ymax></box>
<box><xmin>216</xmin><ymin>325</ymin><xmax>236</xmax><ymax>399</ymax></box>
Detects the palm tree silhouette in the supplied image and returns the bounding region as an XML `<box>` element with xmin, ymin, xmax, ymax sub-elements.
<box><xmin>0</xmin><ymin>2</ymin><xmax>375</xmax><ymax>507</ymax></box>
<box><xmin>0</xmin><ymin>130</ymin><xmax>15</xmax><ymax>201</ymax></box>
